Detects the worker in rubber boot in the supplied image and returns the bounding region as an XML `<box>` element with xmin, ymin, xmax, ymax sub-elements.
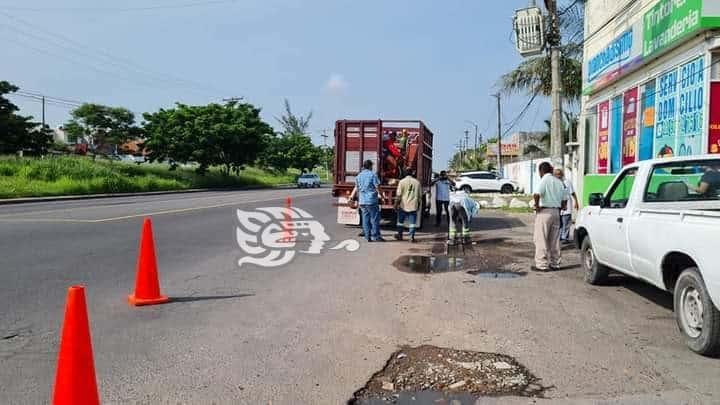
<box><xmin>447</xmin><ymin>189</ymin><xmax>479</xmax><ymax>245</ymax></box>
<box><xmin>394</xmin><ymin>168</ymin><xmax>422</xmax><ymax>243</ymax></box>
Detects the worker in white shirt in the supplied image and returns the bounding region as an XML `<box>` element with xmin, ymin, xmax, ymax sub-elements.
<box><xmin>554</xmin><ymin>168</ymin><xmax>579</xmax><ymax>243</ymax></box>
<box><xmin>532</xmin><ymin>162</ymin><xmax>567</xmax><ymax>271</ymax></box>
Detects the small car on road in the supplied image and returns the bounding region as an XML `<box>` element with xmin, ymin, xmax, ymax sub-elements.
<box><xmin>297</xmin><ymin>173</ymin><xmax>321</xmax><ymax>188</ymax></box>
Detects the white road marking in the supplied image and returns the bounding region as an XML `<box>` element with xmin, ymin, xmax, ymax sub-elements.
<box><xmin>0</xmin><ymin>190</ymin><xmax>327</xmax><ymax>223</ymax></box>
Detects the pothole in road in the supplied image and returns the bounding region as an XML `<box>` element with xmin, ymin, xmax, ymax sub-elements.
<box><xmin>349</xmin><ymin>345</ymin><xmax>546</xmax><ymax>404</ymax></box>
<box><xmin>393</xmin><ymin>254</ymin><xmax>527</xmax><ymax>278</ymax></box>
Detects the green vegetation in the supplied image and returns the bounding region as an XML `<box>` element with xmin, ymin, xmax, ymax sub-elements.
<box><xmin>0</xmin><ymin>156</ymin><xmax>304</xmax><ymax>199</ymax></box>
<box><xmin>0</xmin><ymin>81</ymin><xmax>53</xmax><ymax>155</ymax></box>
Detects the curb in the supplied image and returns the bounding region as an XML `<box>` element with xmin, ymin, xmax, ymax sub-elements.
<box><xmin>0</xmin><ymin>184</ymin><xmax>298</xmax><ymax>206</ymax></box>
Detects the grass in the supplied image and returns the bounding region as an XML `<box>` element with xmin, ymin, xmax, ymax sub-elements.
<box><xmin>0</xmin><ymin>155</ymin><xmax>308</xmax><ymax>199</ymax></box>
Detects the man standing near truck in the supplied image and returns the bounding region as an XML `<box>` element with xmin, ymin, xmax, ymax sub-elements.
<box><xmin>432</xmin><ymin>171</ymin><xmax>454</xmax><ymax>226</ymax></box>
<box><xmin>394</xmin><ymin>169</ymin><xmax>422</xmax><ymax>243</ymax></box>
<box><xmin>349</xmin><ymin>160</ymin><xmax>385</xmax><ymax>242</ymax></box>
<box><xmin>532</xmin><ymin>162</ymin><xmax>566</xmax><ymax>271</ymax></box>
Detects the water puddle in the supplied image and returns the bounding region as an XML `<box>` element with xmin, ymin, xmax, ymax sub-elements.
<box><xmin>393</xmin><ymin>255</ymin><xmax>527</xmax><ymax>278</ymax></box>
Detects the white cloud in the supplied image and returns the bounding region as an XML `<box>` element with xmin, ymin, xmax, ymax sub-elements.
<box><xmin>324</xmin><ymin>73</ymin><xmax>348</xmax><ymax>95</ymax></box>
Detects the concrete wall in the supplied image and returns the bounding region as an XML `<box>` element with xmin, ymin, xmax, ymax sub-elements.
<box><xmin>503</xmin><ymin>157</ymin><xmax>577</xmax><ymax>195</ymax></box>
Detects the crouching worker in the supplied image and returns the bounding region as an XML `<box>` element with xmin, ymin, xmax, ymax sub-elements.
<box><xmin>447</xmin><ymin>189</ymin><xmax>479</xmax><ymax>245</ymax></box>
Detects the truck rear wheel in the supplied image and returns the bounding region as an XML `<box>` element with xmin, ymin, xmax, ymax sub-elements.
<box><xmin>674</xmin><ymin>267</ymin><xmax>720</xmax><ymax>356</ymax></box>
<box><xmin>581</xmin><ymin>237</ymin><xmax>609</xmax><ymax>285</ymax></box>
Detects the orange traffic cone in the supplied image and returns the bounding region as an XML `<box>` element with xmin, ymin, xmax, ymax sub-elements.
<box><xmin>128</xmin><ymin>218</ymin><xmax>170</xmax><ymax>306</ymax></box>
<box><xmin>52</xmin><ymin>285</ymin><xmax>100</xmax><ymax>405</ymax></box>
<box><xmin>281</xmin><ymin>197</ymin><xmax>293</xmax><ymax>243</ymax></box>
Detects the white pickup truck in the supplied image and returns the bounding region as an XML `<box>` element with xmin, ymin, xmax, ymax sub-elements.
<box><xmin>575</xmin><ymin>156</ymin><xmax>720</xmax><ymax>356</ymax></box>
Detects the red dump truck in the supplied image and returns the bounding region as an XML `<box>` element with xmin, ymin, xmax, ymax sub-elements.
<box><xmin>332</xmin><ymin>119</ymin><xmax>434</xmax><ymax>228</ymax></box>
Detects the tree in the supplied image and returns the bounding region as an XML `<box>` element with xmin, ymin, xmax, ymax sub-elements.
<box><xmin>276</xmin><ymin>98</ymin><xmax>312</xmax><ymax>136</ymax></box>
<box><xmin>142</xmin><ymin>101</ymin><xmax>274</xmax><ymax>175</ymax></box>
<box><xmin>261</xmin><ymin>100</ymin><xmax>323</xmax><ymax>173</ymax></box>
<box><xmin>501</xmin><ymin>1</ymin><xmax>585</xmax><ymax>105</ymax></box>
<box><xmin>260</xmin><ymin>133</ymin><xmax>323</xmax><ymax>174</ymax></box>
<box><xmin>522</xmin><ymin>113</ymin><xmax>577</xmax><ymax>156</ymax></box>
<box><xmin>448</xmin><ymin>144</ymin><xmax>490</xmax><ymax>172</ymax></box>
<box><xmin>0</xmin><ymin>81</ymin><xmax>52</xmax><ymax>154</ymax></box>
<box><xmin>65</xmin><ymin>103</ymin><xmax>140</xmax><ymax>154</ymax></box>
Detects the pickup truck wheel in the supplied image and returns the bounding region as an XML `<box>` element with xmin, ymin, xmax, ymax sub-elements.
<box><xmin>674</xmin><ymin>267</ymin><xmax>720</xmax><ymax>356</ymax></box>
<box><xmin>500</xmin><ymin>184</ymin><xmax>514</xmax><ymax>194</ymax></box>
<box><xmin>461</xmin><ymin>185</ymin><xmax>472</xmax><ymax>193</ymax></box>
<box><xmin>581</xmin><ymin>237</ymin><xmax>609</xmax><ymax>285</ymax></box>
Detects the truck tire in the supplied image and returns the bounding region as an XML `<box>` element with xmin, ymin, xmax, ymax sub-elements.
<box><xmin>461</xmin><ymin>185</ymin><xmax>472</xmax><ymax>193</ymax></box>
<box><xmin>674</xmin><ymin>267</ymin><xmax>720</xmax><ymax>356</ymax></box>
<box><xmin>581</xmin><ymin>237</ymin><xmax>609</xmax><ymax>285</ymax></box>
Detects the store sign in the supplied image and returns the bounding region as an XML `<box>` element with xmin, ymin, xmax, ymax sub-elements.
<box><xmin>708</xmin><ymin>82</ymin><xmax>720</xmax><ymax>154</ymax></box>
<box><xmin>643</xmin><ymin>0</ymin><xmax>702</xmax><ymax>58</ymax></box>
<box><xmin>487</xmin><ymin>142</ymin><xmax>520</xmax><ymax>157</ymax></box>
<box><xmin>597</xmin><ymin>101</ymin><xmax>610</xmax><ymax>174</ymax></box>
<box><xmin>655</xmin><ymin>68</ymin><xmax>679</xmax><ymax>158</ymax></box>
<box><xmin>677</xmin><ymin>57</ymin><xmax>705</xmax><ymax>156</ymax></box>
<box><xmin>584</xmin><ymin>27</ymin><xmax>644</xmax><ymax>94</ymax></box>
<box><xmin>588</xmin><ymin>30</ymin><xmax>634</xmax><ymax>82</ymax></box>
<box><xmin>622</xmin><ymin>88</ymin><xmax>639</xmax><ymax>166</ymax></box>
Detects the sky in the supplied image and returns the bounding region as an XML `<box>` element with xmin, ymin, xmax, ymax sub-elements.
<box><xmin>1</xmin><ymin>0</ymin><xmax>551</xmax><ymax>170</ymax></box>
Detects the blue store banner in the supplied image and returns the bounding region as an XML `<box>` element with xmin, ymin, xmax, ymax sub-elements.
<box><xmin>654</xmin><ymin>68</ymin><xmax>679</xmax><ymax>158</ymax></box>
<box><xmin>677</xmin><ymin>57</ymin><xmax>705</xmax><ymax>156</ymax></box>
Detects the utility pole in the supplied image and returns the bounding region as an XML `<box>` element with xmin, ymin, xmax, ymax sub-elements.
<box><xmin>545</xmin><ymin>0</ymin><xmax>563</xmax><ymax>166</ymax></box>
<box><xmin>41</xmin><ymin>96</ymin><xmax>45</xmax><ymax>128</ymax></box>
<box><xmin>457</xmin><ymin>140</ymin><xmax>464</xmax><ymax>169</ymax></box>
<box><xmin>464</xmin><ymin>120</ymin><xmax>479</xmax><ymax>161</ymax></box>
<box><xmin>493</xmin><ymin>93</ymin><xmax>502</xmax><ymax>174</ymax></box>
<box><xmin>464</xmin><ymin>129</ymin><xmax>470</xmax><ymax>166</ymax></box>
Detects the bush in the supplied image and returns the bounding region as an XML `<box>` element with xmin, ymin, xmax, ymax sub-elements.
<box><xmin>0</xmin><ymin>155</ymin><xmax>300</xmax><ymax>198</ymax></box>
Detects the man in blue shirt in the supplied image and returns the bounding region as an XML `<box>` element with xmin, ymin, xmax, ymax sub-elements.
<box><xmin>349</xmin><ymin>160</ymin><xmax>385</xmax><ymax>242</ymax></box>
<box><xmin>432</xmin><ymin>171</ymin><xmax>454</xmax><ymax>226</ymax></box>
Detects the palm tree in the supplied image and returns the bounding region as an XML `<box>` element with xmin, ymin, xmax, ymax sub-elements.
<box><xmin>501</xmin><ymin>1</ymin><xmax>585</xmax><ymax>105</ymax></box>
<box><xmin>522</xmin><ymin>112</ymin><xmax>578</xmax><ymax>156</ymax></box>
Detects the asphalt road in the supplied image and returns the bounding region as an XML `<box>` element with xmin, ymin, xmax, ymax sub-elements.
<box><xmin>0</xmin><ymin>189</ymin><xmax>718</xmax><ymax>404</ymax></box>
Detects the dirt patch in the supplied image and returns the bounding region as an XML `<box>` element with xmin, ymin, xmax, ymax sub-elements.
<box><xmin>349</xmin><ymin>345</ymin><xmax>546</xmax><ymax>404</ymax></box>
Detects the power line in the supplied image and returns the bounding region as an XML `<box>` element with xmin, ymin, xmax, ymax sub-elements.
<box><xmin>0</xmin><ymin>12</ymin><xmax>227</xmax><ymax>97</ymax></box>
<box><xmin>0</xmin><ymin>0</ymin><xmax>240</xmax><ymax>13</ymax></box>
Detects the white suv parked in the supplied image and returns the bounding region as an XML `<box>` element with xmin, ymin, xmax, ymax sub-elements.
<box><xmin>454</xmin><ymin>171</ymin><xmax>518</xmax><ymax>194</ymax></box>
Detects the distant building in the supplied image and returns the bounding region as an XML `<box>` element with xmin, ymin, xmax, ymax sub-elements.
<box><xmin>487</xmin><ymin>131</ymin><xmax>548</xmax><ymax>164</ymax></box>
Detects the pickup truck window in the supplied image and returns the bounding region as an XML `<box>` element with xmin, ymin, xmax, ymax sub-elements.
<box><xmin>606</xmin><ymin>167</ymin><xmax>638</xmax><ymax>208</ymax></box>
<box><xmin>644</xmin><ymin>159</ymin><xmax>720</xmax><ymax>202</ymax></box>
